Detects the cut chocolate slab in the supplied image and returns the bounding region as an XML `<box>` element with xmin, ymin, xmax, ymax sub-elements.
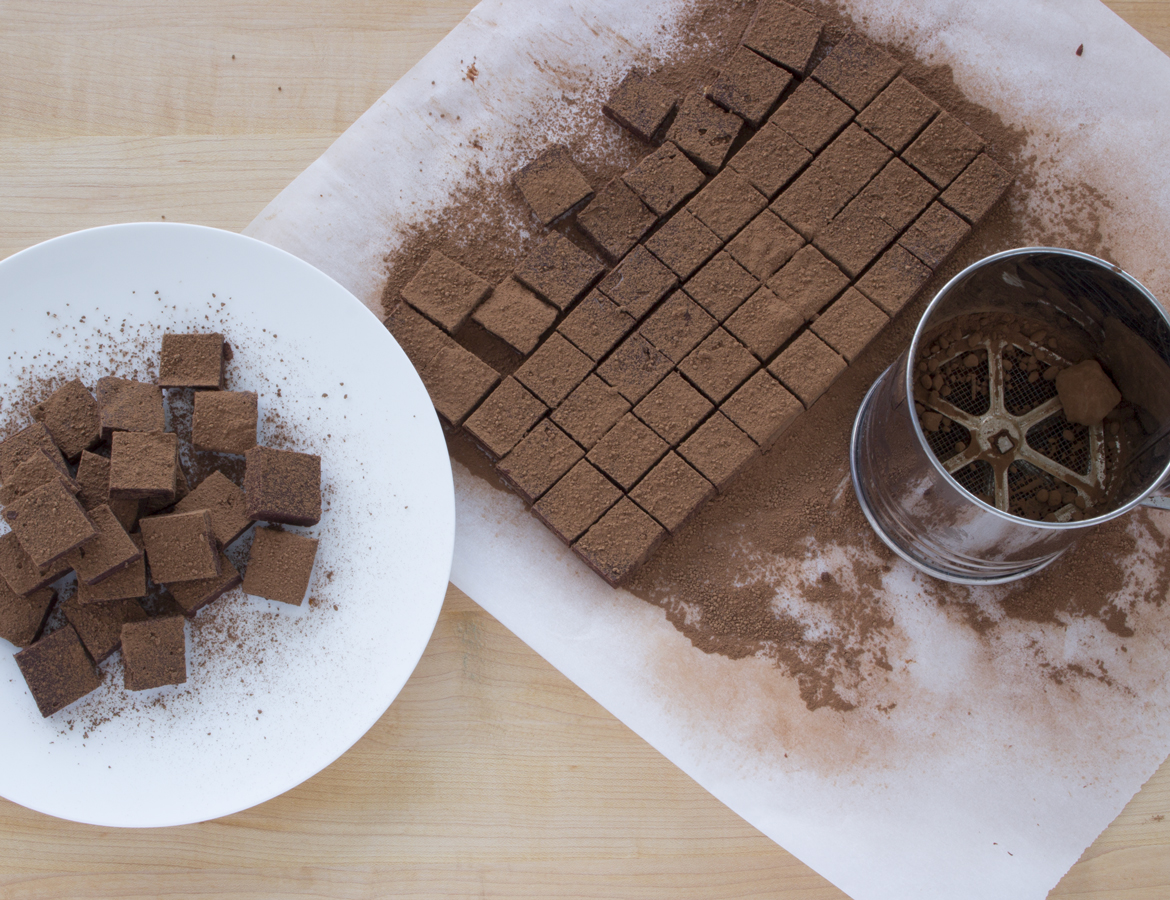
<box><xmin>596</xmin><ymin>246</ymin><xmax>678</xmax><ymax>319</ymax></box>
<box><xmin>633</xmin><ymin>371</ymin><xmax>713</xmax><ymax>445</ymax></box>
<box><xmin>0</xmin><ymin>422</ymin><xmax>69</xmax><ymax>485</ymax></box>
<box><xmin>30</xmin><ymin>378</ymin><xmax>101</xmax><ymax>460</ymax></box>
<box><xmin>0</xmin><ymin>583</ymin><xmax>54</xmax><ymax>648</ymax></box>
<box><xmin>810</xmin><ymin>287</ymin><xmax>890</xmax><ymax>362</ymax></box>
<box><xmin>192</xmin><ymin>391</ymin><xmax>258</xmax><ymax>456</ymax></box>
<box><xmin>95</xmin><ymin>377</ymin><xmax>166</xmax><ymax>438</ymax></box>
<box><xmin>169</xmin><ymin>551</ymin><xmax>242</xmax><ymax>617</ymax></box>
<box><xmin>722</xmin><ymin>370</ymin><xmax>803</xmax><ymax>448</ymax></box>
<box><xmin>14</xmin><ymin>623</ymin><xmax>100</xmax><ymax>716</ymax></box>
<box><xmin>596</xmin><ymin>333</ymin><xmax>672</xmax><ymax>404</ymax></box>
<box><xmin>678</xmin><ymin>328</ymin><xmax>759</xmax><ymax>404</ymax></box>
<box><xmin>513</xmin><ymin>145</ymin><xmax>594</xmax><ymax>226</ymax></box>
<box><xmin>498</xmin><ymin>420</ymin><xmax>585</xmax><ymax>503</ymax></box>
<box><xmin>728</xmin><ymin>123</ymin><xmax>811</xmax><ymax>198</ymax></box>
<box><xmin>603</xmin><ymin>68</ymin><xmax>677</xmax><ymax>143</ymax></box>
<box><xmin>140</xmin><ymin>509</ymin><xmax>220</xmax><ymax>583</ymax></box>
<box><xmin>768</xmin><ymin>330</ymin><xmax>846</xmax><ymax>407</ymax></box>
<box><xmin>677</xmin><ymin>412</ymin><xmax>759</xmax><ymax>492</ymax></box>
<box><xmin>707</xmin><ymin>45</ymin><xmax>793</xmax><ymax>127</ymax></box>
<box><xmin>159</xmin><ymin>333</ymin><xmax>225</xmax><ymax>390</ymax></box>
<box><xmin>122</xmin><ymin>616</ymin><xmax>187</xmax><ymax>691</ymax></box>
<box><xmin>77</xmin><ymin>535</ymin><xmax>147</xmax><ymax>603</ymax></box>
<box><xmin>550</xmin><ymin>375</ymin><xmax>630</xmax><ymax>450</ymax></box>
<box><xmin>0</xmin><ymin>448</ymin><xmax>79</xmax><ymax>505</ymax></box>
<box><xmin>629</xmin><ymin>452</ymin><xmax>715</xmax><ymax>533</ymax></box>
<box><xmin>174</xmin><ymin>470</ymin><xmax>251</xmax><ymax>548</ymax></box>
<box><xmin>847</xmin><ymin>157</ymin><xmax>937</xmax><ymax>232</ymax></box>
<box><xmin>242</xmin><ymin>527</ymin><xmax>319</xmax><ymax>606</ymax></box>
<box><xmin>400</xmin><ymin>250</ymin><xmax>491</xmax><ymax>333</ymax></box>
<box><xmin>686</xmin><ymin>169</ymin><xmax>768</xmax><ymax>242</ymax></box>
<box><xmin>109</xmin><ymin>431</ymin><xmax>178</xmax><ymax>501</ymax></box>
<box><xmin>533</xmin><ymin>460</ymin><xmax>621</xmax><ymax>545</ymax></box>
<box><xmin>903</xmin><ymin>112</ymin><xmax>985</xmax><ymax>189</ymax></box>
<box><xmin>725</xmin><ymin>209</ymin><xmax>803</xmax><ymax>280</ymax></box>
<box><xmin>586</xmin><ymin>413</ymin><xmax>669</xmax><ymax>491</ymax></box>
<box><xmin>724</xmin><ymin>286</ymin><xmax>804</xmax><ymax>361</ymax></box>
<box><xmin>683</xmin><ymin>252</ymin><xmax>759</xmax><ymax>322</ymax></box>
<box><xmin>766</xmin><ymin>244</ymin><xmax>851</xmax><ymax>321</ymax></box>
<box><xmin>899</xmin><ymin>202</ymin><xmax>971</xmax><ymax>270</ymax></box>
<box><xmin>769</xmin><ymin>79</ymin><xmax>853</xmax><ymax>154</ymax></box>
<box><xmin>513</xmin><ymin>232</ymin><xmax>606</xmax><ymax>311</ymax></box>
<box><xmin>813</xmin><ymin>205</ymin><xmax>897</xmax><ymax>278</ymax></box>
<box><xmin>418</xmin><ymin>341</ymin><xmax>500</xmax><ymax>426</ymax></box>
<box><xmin>812</xmin><ymin>31</ymin><xmax>901</xmax><ymax>110</ymax></box>
<box><xmin>385</xmin><ymin>301</ymin><xmax>450</xmax><ymax>372</ymax></box>
<box><xmin>3</xmin><ymin>480</ymin><xmax>96</xmax><ymax>569</ymax></box>
<box><xmin>643</xmin><ymin>209</ymin><xmax>723</xmax><ymax>281</ymax></box>
<box><xmin>557</xmin><ymin>289</ymin><xmax>635</xmax><ymax>361</ymax></box>
<box><xmin>940</xmin><ymin>153</ymin><xmax>1013</xmax><ymax>224</ymax></box>
<box><xmin>741</xmin><ymin>0</ymin><xmax>824</xmax><ymax>75</ymax></box>
<box><xmin>855</xmin><ymin>244</ymin><xmax>933</xmax><ymax>316</ymax></box>
<box><xmin>0</xmin><ymin>532</ymin><xmax>70</xmax><ymax>598</ymax></box>
<box><xmin>664</xmin><ymin>93</ymin><xmax>745</xmax><ymax>174</ymax></box>
<box><xmin>471</xmin><ymin>279</ymin><xmax>557</xmax><ymax>355</ymax></box>
<box><xmin>514</xmin><ymin>332</ymin><xmax>593</xmax><ymax>408</ymax></box>
<box><xmin>855</xmin><ymin>76</ymin><xmax>939</xmax><ymax>153</ymax></box>
<box><xmin>65</xmin><ymin>504</ymin><xmax>141</xmax><ymax>586</ymax></box>
<box><xmin>63</xmin><ymin>593</ymin><xmax>146</xmax><ymax>663</ymax></box>
<box><xmin>576</xmin><ymin>177</ymin><xmax>657</xmax><ymax>263</ymax></box>
<box><xmin>639</xmin><ymin>292</ymin><xmax>717</xmax><ymax>363</ymax></box>
<box><xmin>574</xmin><ymin>497</ymin><xmax>666</xmax><ymax>586</ymax></box>
<box><xmin>463</xmin><ymin>377</ymin><xmax>547</xmax><ymax>458</ymax></box>
<box><xmin>243</xmin><ymin>445</ymin><xmax>322</xmax><ymax>526</ymax></box>
<box><xmin>621</xmin><ymin>142</ymin><xmax>706</xmax><ymax>217</ymax></box>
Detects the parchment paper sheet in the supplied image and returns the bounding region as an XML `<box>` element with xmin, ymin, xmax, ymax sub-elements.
<box><xmin>245</xmin><ymin>2</ymin><xmax>1170</xmax><ymax>897</ymax></box>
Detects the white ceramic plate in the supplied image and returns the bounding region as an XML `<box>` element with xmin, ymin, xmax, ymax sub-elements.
<box><xmin>0</xmin><ymin>223</ymin><xmax>454</xmax><ymax>827</ymax></box>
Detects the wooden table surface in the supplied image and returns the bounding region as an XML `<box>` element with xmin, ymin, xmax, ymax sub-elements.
<box><xmin>2</xmin><ymin>2</ymin><xmax>1169</xmax><ymax>898</ymax></box>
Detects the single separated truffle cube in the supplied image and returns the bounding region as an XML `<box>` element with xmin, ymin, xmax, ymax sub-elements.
<box><xmin>621</xmin><ymin>142</ymin><xmax>707</xmax><ymax>217</ymax></box>
<box><xmin>109</xmin><ymin>431</ymin><xmax>178</xmax><ymax>501</ymax></box>
<box><xmin>244</xmin><ymin>446</ymin><xmax>322</xmax><ymax>526</ymax></box>
<box><xmin>629</xmin><ymin>452</ymin><xmax>715</xmax><ymax>533</ymax></box>
<box><xmin>14</xmin><ymin>623</ymin><xmax>100</xmax><ymax>716</ymax></box>
<box><xmin>3</xmin><ymin>480</ymin><xmax>96</xmax><ymax>569</ymax></box>
<box><xmin>463</xmin><ymin>377</ymin><xmax>547</xmax><ymax>459</ymax></box>
<box><xmin>77</xmin><ymin>534</ymin><xmax>147</xmax><ymax>603</ymax></box>
<box><xmin>0</xmin><ymin>583</ymin><xmax>55</xmax><ymax>648</ymax></box>
<box><xmin>242</xmin><ymin>526</ymin><xmax>319</xmax><ymax>606</ymax></box>
<box><xmin>0</xmin><ymin>448</ymin><xmax>79</xmax><ymax>506</ymax></box>
<box><xmin>400</xmin><ymin>250</ymin><xmax>491</xmax><ymax>333</ymax></box>
<box><xmin>513</xmin><ymin>145</ymin><xmax>594</xmax><ymax>226</ymax></box>
<box><xmin>471</xmin><ymin>279</ymin><xmax>557</xmax><ymax>356</ymax></box>
<box><xmin>122</xmin><ymin>616</ymin><xmax>187</xmax><ymax>691</ymax></box>
<box><xmin>29</xmin><ymin>378</ymin><xmax>101</xmax><ymax>460</ymax></box>
<box><xmin>174</xmin><ymin>470</ymin><xmax>251</xmax><ymax>548</ymax></box>
<box><xmin>602</xmin><ymin>68</ymin><xmax>677</xmax><ymax>143</ymax></box>
<box><xmin>665</xmin><ymin>93</ymin><xmax>745</xmax><ymax>175</ymax></box>
<box><xmin>498</xmin><ymin>420</ymin><xmax>584</xmax><ymax>503</ymax></box>
<box><xmin>95</xmin><ymin>376</ymin><xmax>166</xmax><ymax>439</ymax></box>
<box><xmin>812</xmin><ymin>31</ymin><xmax>901</xmax><ymax>111</ymax></box>
<box><xmin>192</xmin><ymin>390</ymin><xmax>258</xmax><ymax>455</ymax></box>
<box><xmin>140</xmin><ymin>509</ymin><xmax>221</xmax><ymax>583</ymax></box>
<box><xmin>159</xmin><ymin>333</ymin><xmax>225</xmax><ymax>389</ymax></box>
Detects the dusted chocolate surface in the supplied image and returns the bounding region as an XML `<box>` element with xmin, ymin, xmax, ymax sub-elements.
<box><xmin>683</xmin><ymin>251</ymin><xmax>759</xmax><ymax>322</ymax></box>
<box><xmin>159</xmin><ymin>333</ymin><xmax>225</xmax><ymax>390</ymax></box>
<box><xmin>768</xmin><ymin>78</ymin><xmax>852</xmax><ymax>154</ymax></box>
<box><xmin>0</xmin><ymin>531</ymin><xmax>70</xmax><ymax>598</ymax></box>
<box><xmin>602</xmin><ymin>68</ymin><xmax>676</xmax><ymax>144</ymax></box>
<box><xmin>513</xmin><ymin>232</ymin><xmax>606</xmax><ymax>311</ymax></box>
<box><xmin>725</xmin><ymin>209</ymin><xmax>803</xmax><ymax>279</ymax></box>
<box><xmin>122</xmin><ymin>615</ymin><xmax>186</xmax><ymax>691</ymax></box>
<box><xmin>63</xmin><ymin>593</ymin><xmax>146</xmax><ymax>663</ymax></box>
<box><xmin>533</xmin><ymin>460</ymin><xmax>620</xmax><ymax>545</ymax></box>
<box><xmin>813</xmin><ymin>205</ymin><xmax>896</xmax><ymax>278</ymax></box>
<box><xmin>847</xmin><ymin>157</ymin><xmax>937</xmax><ymax>232</ymax></box>
<box><xmin>30</xmin><ymin>378</ymin><xmax>101</xmax><ymax>460</ymax></box>
<box><xmin>665</xmin><ymin>93</ymin><xmax>745</xmax><ymax>175</ymax></box>
<box><xmin>741</xmin><ymin>0</ymin><xmax>823</xmax><ymax>75</ymax></box>
<box><xmin>0</xmin><ymin>583</ymin><xmax>55</xmax><ymax>648</ymax></box>
<box><xmin>77</xmin><ymin>534</ymin><xmax>147</xmax><ymax>603</ymax></box>
<box><xmin>192</xmin><ymin>391</ymin><xmax>258</xmax><ymax>455</ymax></box>
<box><xmin>940</xmin><ymin>152</ymin><xmax>1013</xmax><ymax>223</ymax></box>
<box><xmin>0</xmin><ymin>422</ymin><xmax>69</xmax><ymax>485</ymax></box>
<box><xmin>621</xmin><ymin>141</ymin><xmax>706</xmax><ymax>216</ymax></box>
<box><xmin>724</xmin><ymin>285</ymin><xmax>804</xmax><ymax>360</ymax></box>
<box><xmin>644</xmin><ymin>209</ymin><xmax>723</xmax><ymax>280</ymax></box>
<box><xmin>0</xmin><ymin>448</ymin><xmax>79</xmax><ymax>506</ymax></box>
<box><xmin>628</xmin><ymin>452</ymin><xmax>715</xmax><ymax>533</ymax></box>
<box><xmin>577</xmin><ymin>177</ymin><xmax>657</xmax><ymax>263</ymax></box>
<box><xmin>767</xmin><ymin>330</ymin><xmax>846</xmax><ymax>407</ymax></box>
<box><xmin>722</xmin><ymin>370</ymin><xmax>803</xmax><ymax>448</ymax></box>
<box><xmin>677</xmin><ymin>411</ymin><xmax>759</xmax><ymax>492</ymax></box>
<box><xmin>168</xmin><ymin>551</ymin><xmax>242</xmax><ymax>617</ymax></box>
<box><xmin>856</xmin><ymin>76</ymin><xmax>939</xmax><ymax>153</ymax></box>
<box><xmin>677</xmin><ymin>328</ymin><xmax>759</xmax><ymax>404</ymax></box>
<box><xmin>3</xmin><ymin>479</ymin><xmax>96</xmax><ymax>569</ymax></box>
<box><xmin>596</xmin><ymin>333</ymin><xmax>673</xmax><ymax>404</ymax></box>
<box><xmin>463</xmin><ymin>376</ymin><xmax>547</xmax><ymax>458</ymax></box>
<box><xmin>597</xmin><ymin>245</ymin><xmax>678</xmax><ymax>320</ymax></box>
<box><xmin>551</xmin><ymin>375</ymin><xmax>630</xmax><ymax>450</ymax></box>
<box><xmin>812</xmin><ymin>31</ymin><xmax>901</xmax><ymax>111</ymax></box>
<box><xmin>174</xmin><ymin>470</ymin><xmax>251</xmax><ymax>548</ymax></box>
<box><xmin>573</xmin><ymin>497</ymin><xmax>665</xmax><ymax>586</ymax></box>
<box><xmin>418</xmin><ymin>341</ymin><xmax>500</xmax><ymax>426</ymax></box>
<box><xmin>140</xmin><ymin>509</ymin><xmax>221</xmax><ymax>584</ymax></box>
<box><xmin>903</xmin><ymin>111</ymin><xmax>985</xmax><ymax>188</ymax></box>
<box><xmin>498</xmin><ymin>420</ymin><xmax>584</xmax><ymax>503</ymax></box>
<box><xmin>586</xmin><ymin>413</ymin><xmax>669</xmax><ymax>491</ymax></box>
<box><xmin>727</xmin><ymin>123</ymin><xmax>811</xmax><ymax>198</ymax></box>
<box><xmin>95</xmin><ymin>377</ymin><xmax>165</xmax><ymax>438</ymax></box>
<box><xmin>109</xmin><ymin>431</ymin><xmax>178</xmax><ymax>501</ymax></box>
<box><xmin>686</xmin><ymin>168</ymin><xmax>768</xmax><ymax>242</ymax></box>
<box><xmin>706</xmin><ymin>45</ymin><xmax>792</xmax><ymax>128</ymax></box>
<box><xmin>242</xmin><ymin>526</ymin><xmax>318</xmax><ymax>606</ymax></box>
<box><xmin>809</xmin><ymin>287</ymin><xmax>889</xmax><ymax>362</ymax></box>
<box><xmin>899</xmin><ymin>201</ymin><xmax>971</xmax><ymax>269</ymax></box>
<box><xmin>766</xmin><ymin>244</ymin><xmax>850</xmax><ymax>321</ymax></box>
<box><xmin>855</xmin><ymin>243</ymin><xmax>932</xmax><ymax>316</ymax></box>
<box><xmin>633</xmin><ymin>371</ymin><xmax>714</xmax><ymax>445</ymax></box>
<box><xmin>639</xmin><ymin>291</ymin><xmax>717</xmax><ymax>363</ymax></box>
<box><xmin>513</xmin><ymin>144</ymin><xmax>594</xmax><ymax>226</ymax></box>
<box><xmin>472</xmin><ymin>278</ymin><xmax>557</xmax><ymax>356</ymax></box>
<box><xmin>514</xmin><ymin>332</ymin><xmax>593</xmax><ymax>408</ymax></box>
<box><xmin>401</xmin><ymin>250</ymin><xmax>491</xmax><ymax>334</ymax></box>
<box><xmin>15</xmin><ymin>623</ymin><xmax>100</xmax><ymax>717</ymax></box>
<box><xmin>557</xmin><ymin>289</ymin><xmax>635</xmax><ymax>361</ymax></box>
<box><xmin>243</xmin><ymin>445</ymin><xmax>322</xmax><ymax>527</ymax></box>
<box><xmin>65</xmin><ymin>503</ymin><xmax>141</xmax><ymax>586</ymax></box>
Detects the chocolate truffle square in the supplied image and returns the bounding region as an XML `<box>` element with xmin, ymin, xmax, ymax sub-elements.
<box><xmin>418</xmin><ymin>341</ymin><xmax>500</xmax><ymax>426</ymax></box>
<box><xmin>514</xmin><ymin>332</ymin><xmax>593</xmax><ymax>408</ymax></box>
<box><xmin>0</xmin><ymin>448</ymin><xmax>79</xmax><ymax>505</ymax></box>
<box><xmin>574</xmin><ymin>497</ymin><xmax>666</xmax><ymax>586</ymax></box>
<box><xmin>401</xmin><ymin>250</ymin><xmax>491</xmax><ymax>333</ymax></box>
<box><xmin>65</xmin><ymin>504</ymin><xmax>141</xmax><ymax>586</ymax></box>
<box><xmin>550</xmin><ymin>375</ymin><xmax>630</xmax><ymax>450</ymax></box>
<box><xmin>242</xmin><ymin>526</ymin><xmax>319</xmax><ymax>606</ymax></box>
<box><xmin>141</xmin><ymin>509</ymin><xmax>220</xmax><ymax>583</ymax></box>
<box><xmin>810</xmin><ymin>287</ymin><xmax>890</xmax><ymax>362</ymax></box>
<box><xmin>586</xmin><ymin>413</ymin><xmax>669</xmax><ymax>491</ymax></box>
<box><xmin>122</xmin><ymin>616</ymin><xmax>187</xmax><ymax>691</ymax></box>
<box><xmin>463</xmin><ymin>377</ymin><xmax>547</xmax><ymax>458</ymax></box>
<box><xmin>813</xmin><ymin>206</ymin><xmax>897</xmax><ymax>278</ymax></box>
<box><xmin>683</xmin><ymin>252</ymin><xmax>759</xmax><ymax>322</ymax></box>
<box><xmin>678</xmin><ymin>412</ymin><xmax>759</xmax><ymax>492</ymax></box>
<box><xmin>513</xmin><ymin>232</ymin><xmax>606</xmax><ymax>311</ymax></box>
<box><xmin>63</xmin><ymin>593</ymin><xmax>146</xmax><ymax>663</ymax></box>
<box><xmin>940</xmin><ymin>153</ymin><xmax>1013</xmax><ymax>224</ymax></box>
<box><xmin>557</xmin><ymin>290</ymin><xmax>636</xmax><ymax>361</ymax></box>
<box><xmin>159</xmin><ymin>333</ymin><xmax>225</xmax><ymax>390</ymax></box>
<box><xmin>856</xmin><ymin>244</ymin><xmax>933</xmax><ymax>316</ymax></box>
<box><xmin>725</xmin><ymin>209</ymin><xmax>804</xmax><ymax>280</ymax></box>
<box><xmin>766</xmin><ymin>244</ymin><xmax>851</xmax><ymax>321</ymax></box>
<box><xmin>812</xmin><ymin>31</ymin><xmax>901</xmax><ymax>111</ymax></box>
<box><xmin>903</xmin><ymin>112</ymin><xmax>986</xmax><ymax>189</ymax></box>
<box><xmin>30</xmin><ymin>378</ymin><xmax>101</xmax><ymax>460</ymax></box>
<box><xmin>74</xmin><ymin>451</ymin><xmax>110</xmax><ymax>511</ymax></box>
<box><xmin>3</xmin><ymin>480</ymin><xmax>96</xmax><ymax>569</ymax></box>
<box><xmin>722</xmin><ymin>370</ymin><xmax>803</xmax><ymax>448</ymax></box>
<box><xmin>707</xmin><ymin>45</ymin><xmax>793</xmax><ymax>127</ymax></box>
<box><xmin>109</xmin><ymin>431</ymin><xmax>178</xmax><ymax>501</ymax></box>
<box><xmin>243</xmin><ymin>445</ymin><xmax>322</xmax><ymax>526</ymax></box>
<box><xmin>770</xmin><ymin>79</ymin><xmax>854</xmax><ymax>154</ymax></box>
<box><xmin>513</xmin><ymin>145</ymin><xmax>594</xmax><ymax>226</ymax></box>
<box><xmin>471</xmin><ymin>278</ymin><xmax>557</xmax><ymax>356</ymax></box>
<box><xmin>855</xmin><ymin>76</ymin><xmax>939</xmax><ymax>153</ymax></box>
<box><xmin>621</xmin><ymin>142</ymin><xmax>707</xmax><ymax>217</ymax></box>
<box><xmin>175</xmin><ymin>470</ymin><xmax>252</xmax><ymax>548</ymax></box>
<box><xmin>77</xmin><ymin>534</ymin><xmax>147</xmax><ymax>603</ymax></box>
<box><xmin>14</xmin><ymin>623</ymin><xmax>100</xmax><ymax>716</ymax></box>
<box><xmin>629</xmin><ymin>452</ymin><xmax>715</xmax><ymax>533</ymax></box>
<box><xmin>0</xmin><ymin>583</ymin><xmax>54</xmax><ymax>648</ymax></box>
<box><xmin>686</xmin><ymin>169</ymin><xmax>768</xmax><ymax>242</ymax></box>
<box><xmin>192</xmin><ymin>390</ymin><xmax>258</xmax><ymax>455</ymax></box>
<box><xmin>768</xmin><ymin>331</ymin><xmax>846</xmax><ymax>407</ymax></box>
<box><xmin>724</xmin><ymin>286</ymin><xmax>804</xmax><ymax>361</ymax></box>
<box><xmin>385</xmin><ymin>301</ymin><xmax>450</xmax><ymax>372</ymax></box>
<box><xmin>0</xmin><ymin>422</ymin><xmax>69</xmax><ymax>485</ymax></box>
<box><xmin>577</xmin><ymin>177</ymin><xmax>657</xmax><ymax>263</ymax></box>
<box><xmin>848</xmin><ymin>157</ymin><xmax>937</xmax><ymax>232</ymax></box>
<box><xmin>169</xmin><ymin>552</ymin><xmax>242</xmax><ymax>617</ymax></box>
<box><xmin>95</xmin><ymin>376</ymin><xmax>166</xmax><ymax>438</ymax></box>
<box><xmin>741</xmin><ymin>0</ymin><xmax>824</xmax><ymax>74</ymax></box>
<box><xmin>728</xmin><ymin>124</ymin><xmax>812</xmax><ymax>199</ymax></box>
<box><xmin>533</xmin><ymin>460</ymin><xmax>621</xmax><ymax>545</ymax></box>
<box><xmin>633</xmin><ymin>371</ymin><xmax>713</xmax><ymax>445</ymax></box>
<box><xmin>665</xmin><ymin>93</ymin><xmax>745</xmax><ymax>175</ymax></box>
<box><xmin>498</xmin><ymin>420</ymin><xmax>585</xmax><ymax>503</ymax></box>
<box><xmin>644</xmin><ymin>209</ymin><xmax>723</xmax><ymax>281</ymax></box>
<box><xmin>0</xmin><ymin>532</ymin><xmax>70</xmax><ymax>598</ymax></box>
<box><xmin>596</xmin><ymin>246</ymin><xmax>678</xmax><ymax>320</ymax></box>
<box><xmin>899</xmin><ymin>202</ymin><xmax>971</xmax><ymax>270</ymax></box>
<box><xmin>639</xmin><ymin>292</ymin><xmax>717</xmax><ymax>363</ymax></box>
<box><xmin>596</xmin><ymin>333</ymin><xmax>673</xmax><ymax>404</ymax></box>
<box><xmin>603</xmin><ymin>68</ymin><xmax>677</xmax><ymax>144</ymax></box>
<box><xmin>678</xmin><ymin>328</ymin><xmax>760</xmax><ymax>405</ymax></box>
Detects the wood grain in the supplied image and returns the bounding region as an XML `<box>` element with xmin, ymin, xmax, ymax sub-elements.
<box><xmin>0</xmin><ymin>2</ymin><xmax>1168</xmax><ymax>898</ymax></box>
